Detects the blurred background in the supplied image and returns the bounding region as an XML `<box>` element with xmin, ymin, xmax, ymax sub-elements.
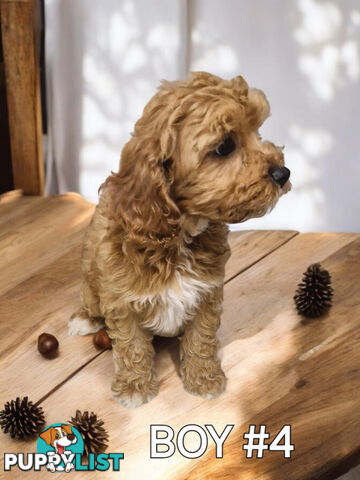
<box><xmin>44</xmin><ymin>0</ymin><xmax>360</xmax><ymax>233</ymax></box>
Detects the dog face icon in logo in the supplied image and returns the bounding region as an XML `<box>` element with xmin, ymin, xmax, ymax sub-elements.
<box><xmin>37</xmin><ymin>423</ymin><xmax>84</xmax><ymax>472</ymax></box>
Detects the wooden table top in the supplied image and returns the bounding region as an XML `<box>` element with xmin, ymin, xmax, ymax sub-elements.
<box><xmin>0</xmin><ymin>191</ymin><xmax>359</xmax><ymax>479</ymax></box>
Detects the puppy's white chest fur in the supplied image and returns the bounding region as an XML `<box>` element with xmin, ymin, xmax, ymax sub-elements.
<box><xmin>141</xmin><ymin>271</ymin><xmax>218</xmax><ymax>337</ymax></box>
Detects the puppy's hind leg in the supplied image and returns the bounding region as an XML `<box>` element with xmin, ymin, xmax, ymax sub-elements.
<box><xmin>69</xmin><ymin>280</ymin><xmax>104</xmax><ymax>336</ymax></box>
<box><xmin>68</xmin><ymin>308</ymin><xmax>105</xmax><ymax>336</ymax></box>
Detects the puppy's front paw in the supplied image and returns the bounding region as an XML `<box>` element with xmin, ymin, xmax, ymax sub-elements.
<box><xmin>111</xmin><ymin>376</ymin><xmax>159</xmax><ymax>408</ymax></box>
<box><xmin>181</xmin><ymin>359</ymin><xmax>227</xmax><ymax>399</ymax></box>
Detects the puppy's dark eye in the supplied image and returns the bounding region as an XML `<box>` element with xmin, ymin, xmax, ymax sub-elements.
<box><xmin>213</xmin><ymin>136</ymin><xmax>236</xmax><ymax>157</ymax></box>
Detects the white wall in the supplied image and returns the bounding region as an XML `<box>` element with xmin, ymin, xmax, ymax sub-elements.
<box><xmin>45</xmin><ymin>0</ymin><xmax>360</xmax><ymax>232</ymax></box>
<box><xmin>45</xmin><ymin>0</ymin><xmax>187</xmax><ymax>195</ymax></box>
<box><xmin>190</xmin><ymin>0</ymin><xmax>360</xmax><ymax>232</ymax></box>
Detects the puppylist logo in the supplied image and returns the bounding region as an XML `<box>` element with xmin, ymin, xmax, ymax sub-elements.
<box><xmin>4</xmin><ymin>422</ymin><xmax>124</xmax><ymax>473</ymax></box>
<box><xmin>37</xmin><ymin>423</ymin><xmax>84</xmax><ymax>472</ymax></box>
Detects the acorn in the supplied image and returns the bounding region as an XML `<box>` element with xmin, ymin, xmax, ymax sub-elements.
<box><xmin>93</xmin><ymin>328</ymin><xmax>112</xmax><ymax>350</ymax></box>
<box><xmin>37</xmin><ymin>333</ymin><xmax>59</xmax><ymax>358</ymax></box>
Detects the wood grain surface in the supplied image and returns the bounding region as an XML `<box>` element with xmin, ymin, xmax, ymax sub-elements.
<box><xmin>186</xmin><ymin>238</ymin><xmax>360</xmax><ymax>480</ymax></box>
<box><xmin>0</xmin><ymin>193</ymin><xmax>358</xmax><ymax>480</ymax></box>
<box><xmin>224</xmin><ymin>229</ymin><xmax>298</xmax><ymax>282</ymax></box>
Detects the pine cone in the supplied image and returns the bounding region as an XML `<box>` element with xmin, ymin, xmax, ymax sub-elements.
<box><xmin>69</xmin><ymin>410</ymin><xmax>109</xmax><ymax>456</ymax></box>
<box><xmin>0</xmin><ymin>396</ymin><xmax>45</xmax><ymax>439</ymax></box>
<box><xmin>294</xmin><ymin>263</ymin><xmax>333</xmax><ymax>318</ymax></box>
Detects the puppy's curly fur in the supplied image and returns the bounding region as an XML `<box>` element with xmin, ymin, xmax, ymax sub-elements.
<box><xmin>69</xmin><ymin>72</ymin><xmax>291</xmax><ymax>408</ymax></box>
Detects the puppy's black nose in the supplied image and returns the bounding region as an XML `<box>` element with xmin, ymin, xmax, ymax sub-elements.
<box><xmin>67</xmin><ymin>433</ymin><xmax>75</xmax><ymax>441</ymax></box>
<box><xmin>268</xmin><ymin>166</ymin><xmax>290</xmax><ymax>187</ymax></box>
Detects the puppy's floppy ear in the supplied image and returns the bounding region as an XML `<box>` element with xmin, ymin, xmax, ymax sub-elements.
<box><xmin>40</xmin><ymin>427</ymin><xmax>54</xmax><ymax>445</ymax></box>
<box><xmin>247</xmin><ymin>88</ymin><xmax>271</xmax><ymax>128</ymax></box>
<box><xmin>102</xmin><ymin>86</ymin><xmax>183</xmax><ymax>244</ymax></box>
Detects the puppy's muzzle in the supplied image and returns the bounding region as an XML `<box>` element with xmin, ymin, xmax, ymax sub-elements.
<box><xmin>268</xmin><ymin>166</ymin><xmax>290</xmax><ymax>188</ymax></box>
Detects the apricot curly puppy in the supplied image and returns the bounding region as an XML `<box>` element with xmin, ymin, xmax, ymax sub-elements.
<box><xmin>69</xmin><ymin>72</ymin><xmax>291</xmax><ymax>408</ymax></box>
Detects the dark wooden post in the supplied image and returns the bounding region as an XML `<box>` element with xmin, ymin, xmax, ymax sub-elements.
<box><xmin>1</xmin><ymin>0</ymin><xmax>44</xmax><ymax>195</ymax></box>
